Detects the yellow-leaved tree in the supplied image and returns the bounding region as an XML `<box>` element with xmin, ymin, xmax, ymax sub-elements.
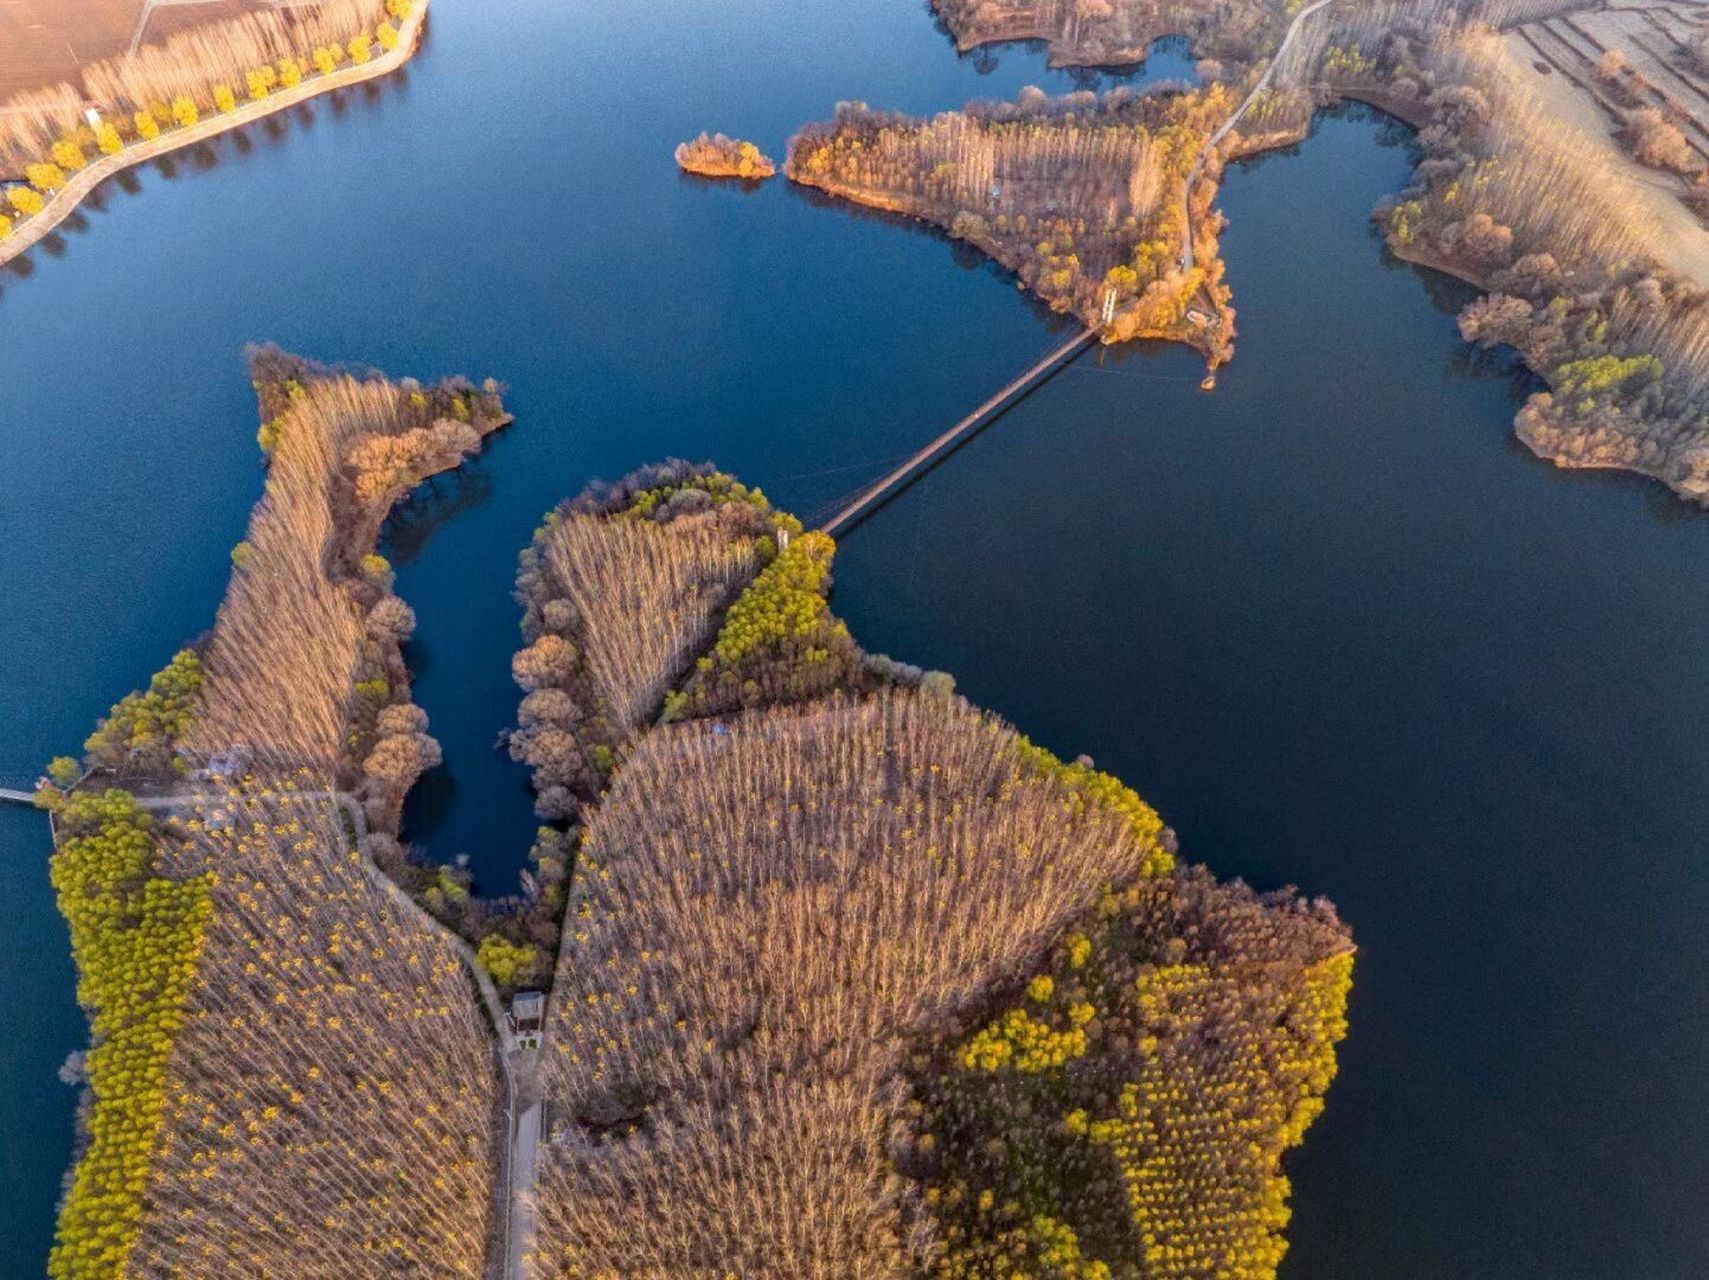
<box><xmin>26</xmin><ymin>162</ymin><xmax>67</xmax><ymax>191</ymax></box>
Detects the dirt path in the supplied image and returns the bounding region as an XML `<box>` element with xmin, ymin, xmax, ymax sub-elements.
<box><xmin>0</xmin><ymin>0</ymin><xmax>427</xmax><ymax>270</ymax></box>
<box><xmin>126</xmin><ymin>780</ymin><xmax>539</xmax><ymax>1280</ymax></box>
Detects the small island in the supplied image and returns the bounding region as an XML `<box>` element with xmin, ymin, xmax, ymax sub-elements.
<box><xmin>675</xmin><ymin>131</ymin><xmax>777</xmax><ymax>180</ymax></box>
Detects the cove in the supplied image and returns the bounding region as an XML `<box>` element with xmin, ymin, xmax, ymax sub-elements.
<box><xmin>1</xmin><ymin>0</ymin><xmax>1708</xmax><ymax>1277</ymax></box>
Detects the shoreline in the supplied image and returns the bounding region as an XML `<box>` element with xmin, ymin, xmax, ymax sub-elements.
<box><xmin>0</xmin><ymin>0</ymin><xmax>428</xmax><ymax>272</ymax></box>
<box><xmin>786</xmin><ymin>168</ymin><xmax>1225</xmax><ymax>361</ymax></box>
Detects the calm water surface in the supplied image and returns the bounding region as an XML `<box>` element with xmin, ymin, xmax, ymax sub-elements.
<box><xmin>2</xmin><ymin>0</ymin><xmax>1706</xmax><ymax>1275</ymax></box>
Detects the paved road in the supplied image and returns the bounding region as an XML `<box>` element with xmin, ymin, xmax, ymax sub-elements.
<box><xmin>509</xmin><ymin>1095</ymin><xmax>542</xmax><ymax>1278</ymax></box>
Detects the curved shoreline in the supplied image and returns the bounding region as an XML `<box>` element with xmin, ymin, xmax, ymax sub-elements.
<box><xmin>0</xmin><ymin>0</ymin><xmax>428</xmax><ymax>271</ymax></box>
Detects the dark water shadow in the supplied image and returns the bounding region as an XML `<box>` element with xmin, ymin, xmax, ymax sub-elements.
<box><xmin>383</xmin><ymin>462</ymin><xmax>498</xmax><ymax>566</ymax></box>
<box><xmin>786</xmin><ymin>179</ymin><xmax>1083</xmax><ymax>335</ymax></box>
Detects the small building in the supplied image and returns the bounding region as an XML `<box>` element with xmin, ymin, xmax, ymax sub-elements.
<box><xmin>192</xmin><ymin>743</ymin><xmax>251</xmax><ymax>782</ymax></box>
<box><xmin>510</xmin><ymin>991</ymin><xmax>544</xmax><ymax>1050</ymax></box>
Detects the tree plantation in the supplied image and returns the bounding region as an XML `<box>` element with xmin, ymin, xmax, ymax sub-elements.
<box><xmin>514</xmin><ymin>466</ymin><xmax>1350</xmax><ymax>1277</ymax></box>
<box><xmin>42</xmin><ymin>437</ymin><xmax>1352</xmax><ymax>1276</ymax></box>
<box><xmin>787</xmin><ymin>87</ymin><xmax>1237</xmax><ymax>358</ymax></box>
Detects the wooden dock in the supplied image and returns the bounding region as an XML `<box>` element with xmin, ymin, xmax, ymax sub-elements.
<box><xmin>821</xmin><ymin>328</ymin><xmax>1096</xmax><ymax>537</ymax></box>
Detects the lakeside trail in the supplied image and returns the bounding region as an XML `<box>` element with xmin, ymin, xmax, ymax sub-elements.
<box><xmin>1181</xmin><ymin>0</ymin><xmax>1333</xmax><ymax>272</ymax></box>
<box><xmin>0</xmin><ymin>0</ymin><xmax>429</xmax><ymax>271</ymax></box>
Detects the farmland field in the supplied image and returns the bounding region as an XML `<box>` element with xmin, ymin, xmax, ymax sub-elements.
<box><xmin>0</xmin><ymin>0</ymin><xmax>265</xmax><ymax>101</ymax></box>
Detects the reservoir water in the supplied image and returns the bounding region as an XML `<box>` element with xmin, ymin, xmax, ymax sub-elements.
<box><xmin>2</xmin><ymin>0</ymin><xmax>1707</xmax><ymax>1275</ymax></box>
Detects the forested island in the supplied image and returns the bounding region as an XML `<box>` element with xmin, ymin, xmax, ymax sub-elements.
<box><xmin>35</xmin><ymin>358</ymin><xmax>1351</xmax><ymax>1277</ymax></box>
<box><xmin>675</xmin><ymin>132</ymin><xmax>778</xmax><ymax>180</ymax></box>
<box><xmin>779</xmin><ymin>0</ymin><xmax>1709</xmax><ymax>501</ymax></box>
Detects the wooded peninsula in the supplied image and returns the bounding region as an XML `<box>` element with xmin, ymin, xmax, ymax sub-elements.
<box><xmin>35</xmin><ymin>357</ymin><xmax>1352</xmax><ymax>1278</ymax></box>
<box><xmin>779</xmin><ymin>0</ymin><xmax>1709</xmax><ymax>501</ymax></box>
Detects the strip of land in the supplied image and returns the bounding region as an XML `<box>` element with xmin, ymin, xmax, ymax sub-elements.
<box><xmin>0</xmin><ymin>0</ymin><xmax>425</xmax><ymax>270</ymax></box>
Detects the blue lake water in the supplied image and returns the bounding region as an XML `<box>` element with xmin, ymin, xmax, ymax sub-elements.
<box><xmin>3</xmin><ymin>0</ymin><xmax>1708</xmax><ymax>1274</ymax></box>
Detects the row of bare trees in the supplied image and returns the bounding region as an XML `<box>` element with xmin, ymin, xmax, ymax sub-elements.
<box><xmin>0</xmin><ymin>0</ymin><xmax>393</xmax><ymax>168</ymax></box>
<box><xmin>186</xmin><ymin>348</ymin><xmax>505</xmax><ymax>785</ymax></box>
<box><xmin>508</xmin><ymin>462</ymin><xmax>780</xmax><ymax>815</ymax></box>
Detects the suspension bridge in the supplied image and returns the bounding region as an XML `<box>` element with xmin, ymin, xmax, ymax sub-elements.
<box><xmin>819</xmin><ymin>326</ymin><xmax>1098</xmax><ymax>537</ymax></box>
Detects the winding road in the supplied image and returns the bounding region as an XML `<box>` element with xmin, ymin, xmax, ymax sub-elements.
<box><xmin>1181</xmin><ymin>0</ymin><xmax>1334</xmax><ymax>271</ymax></box>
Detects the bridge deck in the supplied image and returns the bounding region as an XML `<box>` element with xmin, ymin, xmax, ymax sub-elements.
<box><xmin>821</xmin><ymin>328</ymin><xmax>1095</xmax><ymax>537</ymax></box>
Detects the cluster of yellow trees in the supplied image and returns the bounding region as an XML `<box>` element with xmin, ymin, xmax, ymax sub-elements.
<box><xmin>45</xmin><ymin>789</ymin><xmax>212</xmax><ymax>1280</ymax></box>
<box><xmin>0</xmin><ymin>0</ymin><xmax>416</xmax><ymax>243</ymax></box>
<box><xmin>81</xmin><ymin>649</ymin><xmax>205</xmax><ymax>776</ymax></box>
<box><xmin>708</xmin><ymin>531</ymin><xmax>837</xmax><ymax>665</ymax></box>
<box><xmin>678</xmin><ymin>526</ymin><xmax>873</xmax><ymax>716</ymax></box>
<box><xmin>917</xmin><ymin>866</ymin><xmax>1353</xmax><ymax>1280</ymax></box>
